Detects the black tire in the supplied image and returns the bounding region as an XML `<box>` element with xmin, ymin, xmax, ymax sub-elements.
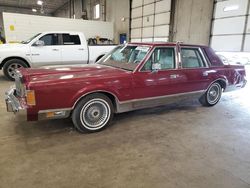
<box><xmin>72</xmin><ymin>93</ymin><xmax>114</xmax><ymax>133</ymax></box>
<box><xmin>3</xmin><ymin>59</ymin><xmax>28</xmax><ymax>81</ymax></box>
<box><xmin>199</xmin><ymin>82</ymin><xmax>222</xmax><ymax>107</ymax></box>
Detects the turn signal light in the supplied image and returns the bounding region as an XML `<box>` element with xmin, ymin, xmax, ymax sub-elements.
<box><xmin>26</xmin><ymin>90</ymin><xmax>36</xmax><ymax>106</ymax></box>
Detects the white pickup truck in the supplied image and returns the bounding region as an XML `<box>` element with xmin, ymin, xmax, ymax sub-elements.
<box><xmin>0</xmin><ymin>31</ymin><xmax>117</xmax><ymax>80</ymax></box>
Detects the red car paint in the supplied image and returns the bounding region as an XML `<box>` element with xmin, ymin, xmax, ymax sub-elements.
<box><xmin>16</xmin><ymin>42</ymin><xmax>247</xmax><ymax>121</ymax></box>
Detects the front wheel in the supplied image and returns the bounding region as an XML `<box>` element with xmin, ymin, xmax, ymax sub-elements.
<box><xmin>3</xmin><ymin>59</ymin><xmax>28</xmax><ymax>81</ymax></box>
<box><xmin>199</xmin><ymin>82</ymin><xmax>222</xmax><ymax>107</ymax></box>
<box><xmin>72</xmin><ymin>93</ymin><xmax>114</xmax><ymax>133</ymax></box>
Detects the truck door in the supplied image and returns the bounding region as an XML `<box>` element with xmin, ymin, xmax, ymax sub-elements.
<box><xmin>30</xmin><ymin>33</ymin><xmax>61</xmax><ymax>67</ymax></box>
<box><xmin>60</xmin><ymin>33</ymin><xmax>88</xmax><ymax>65</ymax></box>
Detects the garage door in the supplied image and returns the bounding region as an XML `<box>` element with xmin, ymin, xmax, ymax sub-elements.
<box><xmin>130</xmin><ymin>0</ymin><xmax>171</xmax><ymax>42</ymax></box>
<box><xmin>210</xmin><ymin>0</ymin><xmax>250</xmax><ymax>52</ymax></box>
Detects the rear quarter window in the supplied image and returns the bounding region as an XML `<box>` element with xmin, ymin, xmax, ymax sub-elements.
<box><xmin>204</xmin><ymin>47</ymin><xmax>224</xmax><ymax>66</ymax></box>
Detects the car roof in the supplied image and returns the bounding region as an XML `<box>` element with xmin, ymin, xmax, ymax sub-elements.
<box><xmin>128</xmin><ymin>42</ymin><xmax>208</xmax><ymax>48</ymax></box>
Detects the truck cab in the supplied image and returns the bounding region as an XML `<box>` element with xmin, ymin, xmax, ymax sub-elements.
<box><xmin>0</xmin><ymin>31</ymin><xmax>116</xmax><ymax>80</ymax></box>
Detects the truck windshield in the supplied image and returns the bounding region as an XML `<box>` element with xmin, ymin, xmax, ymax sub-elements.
<box><xmin>99</xmin><ymin>45</ymin><xmax>150</xmax><ymax>71</ymax></box>
<box><xmin>21</xmin><ymin>33</ymin><xmax>41</xmax><ymax>44</ymax></box>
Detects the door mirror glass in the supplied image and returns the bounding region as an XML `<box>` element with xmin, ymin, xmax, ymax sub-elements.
<box><xmin>34</xmin><ymin>40</ymin><xmax>45</xmax><ymax>46</ymax></box>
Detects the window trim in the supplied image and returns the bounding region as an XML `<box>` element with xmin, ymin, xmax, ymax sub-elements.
<box><xmin>138</xmin><ymin>46</ymin><xmax>178</xmax><ymax>73</ymax></box>
<box><xmin>180</xmin><ymin>47</ymin><xmax>209</xmax><ymax>69</ymax></box>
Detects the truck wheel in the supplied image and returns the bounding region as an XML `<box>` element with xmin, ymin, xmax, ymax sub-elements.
<box><xmin>3</xmin><ymin>59</ymin><xmax>28</xmax><ymax>81</ymax></box>
<box><xmin>72</xmin><ymin>93</ymin><xmax>114</xmax><ymax>133</ymax></box>
<box><xmin>199</xmin><ymin>82</ymin><xmax>222</xmax><ymax>107</ymax></box>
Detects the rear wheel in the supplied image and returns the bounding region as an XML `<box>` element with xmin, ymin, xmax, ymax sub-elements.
<box><xmin>199</xmin><ymin>82</ymin><xmax>222</xmax><ymax>107</ymax></box>
<box><xmin>3</xmin><ymin>59</ymin><xmax>28</xmax><ymax>81</ymax></box>
<box><xmin>72</xmin><ymin>93</ymin><xmax>114</xmax><ymax>133</ymax></box>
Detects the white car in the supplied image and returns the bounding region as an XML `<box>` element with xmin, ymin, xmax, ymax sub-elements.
<box><xmin>0</xmin><ymin>31</ymin><xmax>116</xmax><ymax>80</ymax></box>
<box><xmin>216</xmin><ymin>52</ymin><xmax>250</xmax><ymax>65</ymax></box>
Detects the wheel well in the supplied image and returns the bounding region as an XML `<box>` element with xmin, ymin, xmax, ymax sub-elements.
<box><xmin>74</xmin><ymin>91</ymin><xmax>117</xmax><ymax>111</ymax></box>
<box><xmin>95</xmin><ymin>55</ymin><xmax>105</xmax><ymax>63</ymax></box>
<box><xmin>0</xmin><ymin>57</ymin><xmax>30</xmax><ymax>69</ymax></box>
<box><xmin>216</xmin><ymin>79</ymin><xmax>226</xmax><ymax>91</ymax></box>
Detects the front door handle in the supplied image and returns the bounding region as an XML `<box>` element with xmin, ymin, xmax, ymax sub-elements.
<box><xmin>170</xmin><ymin>74</ymin><xmax>179</xmax><ymax>79</ymax></box>
<box><xmin>78</xmin><ymin>48</ymin><xmax>84</xmax><ymax>50</ymax></box>
<box><xmin>52</xmin><ymin>49</ymin><xmax>59</xmax><ymax>51</ymax></box>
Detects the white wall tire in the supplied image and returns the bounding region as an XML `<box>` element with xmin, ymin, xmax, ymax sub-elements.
<box><xmin>72</xmin><ymin>93</ymin><xmax>114</xmax><ymax>133</ymax></box>
<box><xmin>199</xmin><ymin>82</ymin><xmax>222</xmax><ymax>107</ymax></box>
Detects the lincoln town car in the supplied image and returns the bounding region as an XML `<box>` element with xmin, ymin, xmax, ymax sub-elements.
<box><xmin>5</xmin><ymin>42</ymin><xmax>247</xmax><ymax>133</ymax></box>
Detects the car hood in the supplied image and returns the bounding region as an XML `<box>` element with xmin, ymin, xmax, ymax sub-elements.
<box><xmin>20</xmin><ymin>64</ymin><xmax>131</xmax><ymax>83</ymax></box>
<box><xmin>0</xmin><ymin>43</ymin><xmax>27</xmax><ymax>51</ymax></box>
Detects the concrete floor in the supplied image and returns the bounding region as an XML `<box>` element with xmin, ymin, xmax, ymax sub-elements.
<box><xmin>0</xmin><ymin>67</ymin><xmax>250</xmax><ymax>188</ymax></box>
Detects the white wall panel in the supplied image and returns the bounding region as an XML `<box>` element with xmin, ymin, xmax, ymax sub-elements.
<box><xmin>131</xmin><ymin>7</ymin><xmax>142</xmax><ymax>18</ymax></box>
<box><xmin>143</xmin><ymin>4</ymin><xmax>155</xmax><ymax>16</ymax></box>
<box><xmin>2</xmin><ymin>12</ymin><xmax>113</xmax><ymax>43</ymax></box>
<box><xmin>131</xmin><ymin>38</ymin><xmax>142</xmax><ymax>42</ymax></box>
<box><xmin>131</xmin><ymin>28</ymin><xmax>142</xmax><ymax>38</ymax></box>
<box><xmin>154</xmin><ymin>25</ymin><xmax>169</xmax><ymax>37</ymax></box>
<box><xmin>155</xmin><ymin>0</ymin><xmax>171</xmax><ymax>13</ymax></box>
<box><xmin>155</xmin><ymin>12</ymin><xmax>170</xmax><ymax>25</ymax></box>
<box><xmin>212</xmin><ymin>16</ymin><xmax>245</xmax><ymax>35</ymax></box>
<box><xmin>154</xmin><ymin>37</ymin><xmax>168</xmax><ymax>42</ymax></box>
<box><xmin>214</xmin><ymin>0</ymin><xmax>248</xmax><ymax>19</ymax></box>
<box><xmin>143</xmin><ymin>15</ymin><xmax>154</xmax><ymax>27</ymax></box>
<box><xmin>247</xmin><ymin>15</ymin><xmax>250</xmax><ymax>34</ymax></box>
<box><xmin>211</xmin><ymin>35</ymin><xmax>243</xmax><ymax>51</ymax></box>
<box><xmin>132</xmin><ymin>0</ymin><xmax>143</xmax><ymax>8</ymax></box>
<box><xmin>144</xmin><ymin>0</ymin><xmax>154</xmax><ymax>5</ymax></box>
<box><xmin>243</xmin><ymin>35</ymin><xmax>250</xmax><ymax>51</ymax></box>
<box><xmin>142</xmin><ymin>27</ymin><xmax>153</xmax><ymax>37</ymax></box>
<box><xmin>142</xmin><ymin>38</ymin><xmax>153</xmax><ymax>42</ymax></box>
<box><xmin>131</xmin><ymin>18</ymin><xmax>142</xmax><ymax>29</ymax></box>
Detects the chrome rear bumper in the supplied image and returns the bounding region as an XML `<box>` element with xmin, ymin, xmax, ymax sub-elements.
<box><xmin>5</xmin><ymin>87</ymin><xmax>27</xmax><ymax>120</ymax></box>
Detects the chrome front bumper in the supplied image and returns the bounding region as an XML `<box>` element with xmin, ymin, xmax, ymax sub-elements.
<box><xmin>5</xmin><ymin>87</ymin><xmax>27</xmax><ymax>120</ymax></box>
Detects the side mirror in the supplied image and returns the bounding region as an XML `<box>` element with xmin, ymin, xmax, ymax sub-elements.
<box><xmin>34</xmin><ymin>40</ymin><xmax>44</xmax><ymax>46</ymax></box>
<box><xmin>152</xmin><ymin>63</ymin><xmax>161</xmax><ymax>72</ymax></box>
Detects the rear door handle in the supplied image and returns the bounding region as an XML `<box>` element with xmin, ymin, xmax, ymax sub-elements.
<box><xmin>78</xmin><ymin>48</ymin><xmax>84</xmax><ymax>50</ymax></box>
<box><xmin>52</xmin><ymin>49</ymin><xmax>59</xmax><ymax>51</ymax></box>
<box><xmin>203</xmin><ymin>72</ymin><xmax>208</xmax><ymax>76</ymax></box>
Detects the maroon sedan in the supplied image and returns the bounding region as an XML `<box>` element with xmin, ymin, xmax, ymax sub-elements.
<box><xmin>5</xmin><ymin>42</ymin><xmax>247</xmax><ymax>133</ymax></box>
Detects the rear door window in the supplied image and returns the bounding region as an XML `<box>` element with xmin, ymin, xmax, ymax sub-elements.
<box><xmin>181</xmin><ymin>48</ymin><xmax>205</xmax><ymax>68</ymax></box>
<box><xmin>62</xmin><ymin>34</ymin><xmax>81</xmax><ymax>45</ymax></box>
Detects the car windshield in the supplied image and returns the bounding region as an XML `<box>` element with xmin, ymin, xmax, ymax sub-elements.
<box><xmin>99</xmin><ymin>45</ymin><xmax>150</xmax><ymax>71</ymax></box>
<box><xmin>21</xmin><ymin>33</ymin><xmax>41</xmax><ymax>44</ymax></box>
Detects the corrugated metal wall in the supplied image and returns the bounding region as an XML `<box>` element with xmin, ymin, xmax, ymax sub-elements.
<box><xmin>210</xmin><ymin>0</ymin><xmax>250</xmax><ymax>52</ymax></box>
<box><xmin>130</xmin><ymin>0</ymin><xmax>171</xmax><ymax>42</ymax></box>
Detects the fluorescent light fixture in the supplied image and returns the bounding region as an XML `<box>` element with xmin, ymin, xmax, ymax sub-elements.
<box><xmin>37</xmin><ymin>0</ymin><xmax>43</xmax><ymax>5</ymax></box>
<box><xmin>32</xmin><ymin>8</ymin><xmax>37</xmax><ymax>12</ymax></box>
<box><xmin>223</xmin><ymin>5</ymin><xmax>239</xmax><ymax>12</ymax></box>
<box><xmin>94</xmin><ymin>4</ymin><xmax>100</xmax><ymax>19</ymax></box>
